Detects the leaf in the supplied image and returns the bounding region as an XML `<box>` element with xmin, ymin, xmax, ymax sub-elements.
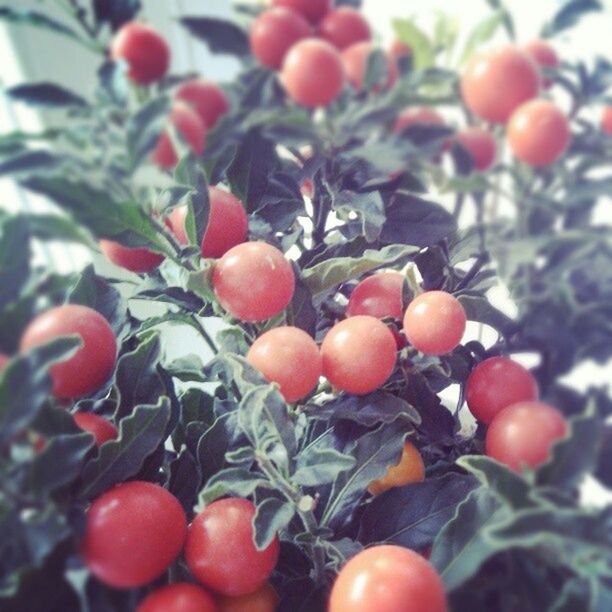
<box><xmin>6</xmin><ymin>83</ymin><xmax>87</xmax><ymax>108</ymax></box>
<box><xmin>20</xmin><ymin>213</ymin><xmax>95</xmax><ymax>247</ymax></box>
<box><xmin>168</xmin><ymin>448</ymin><xmax>200</xmax><ymax>514</ymax></box>
<box><xmin>125</xmin><ymin>96</ymin><xmax>168</xmax><ymax>171</ymax></box>
<box><xmin>293</xmin><ymin>448</ymin><xmax>356</xmax><ymax>487</ymax></box>
<box><xmin>0</xmin><ymin>150</ymin><xmax>65</xmax><ymax>178</ymax></box>
<box><xmin>180</xmin><ymin>17</ymin><xmax>249</xmax><ymax>57</ymax></box>
<box><xmin>380</xmin><ymin>192</ymin><xmax>457</xmax><ymax>248</ymax></box>
<box><xmin>358</xmin><ymin>473</ymin><xmax>478</xmax><ymax>550</ymax></box>
<box><xmin>199</xmin><ymin>467</ymin><xmax>270</xmax><ymax>506</ymax></box>
<box><xmin>541</xmin><ymin>0</ymin><xmax>603</xmax><ymax>38</ymax></box>
<box><xmin>0</xmin><ymin>215</ymin><xmax>30</xmax><ymax>310</ymax></box>
<box><xmin>253</xmin><ymin>497</ymin><xmax>295</xmax><ymax>550</ymax></box>
<box><xmin>286</xmin><ymin>275</ymin><xmax>317</xmax><ymax>336</ymax></box>
<box><xmin>363</xmin><ymin>48</ymin><xmax>391</xmax><ymax>90</ymax></box>
<box><xmin>459</xmin><ymin>11</ymin><xmax>504</xmax><ymax>65</ymax></box>
<box><xmin>175</xmin><ymin>156</ymin><xmax>210</xmax><ymax>248</ymax></box>
<box><xmin>302</xmin><ymin>244</ymin><xmax>417</xmax><ymax>295</ymax></box>
<box><xmin>0</xmin><ymin>7</ymin><xmax>80</xmax><ymax>40</ymax></box>
<box><xmin>332</xmin><ymin>191</ymin><xmax>385</xmax><ymax>242</ymax></box>
<box><xmin>392</xmin><ymin>18</ymin><xmax>434</xmax><ymax>69</ymax></box>
<box><xmin>457</xmin><ymin>293</ymin><xmax>518</xmax><ymax>336</ymax></box>
<box><xmin>93</xmin><ymin>0</ymin><xmax>140</xmax><ymax>31</ymax></box>
<box><xmin>197</xmin><ymin>414</ymin><xmax>230</xmax><ymax>484</ymax></box>
<box><xmin>78</xmin><ymin>398</ymin><xmax>171</xmax><ymax>500</ymax></box>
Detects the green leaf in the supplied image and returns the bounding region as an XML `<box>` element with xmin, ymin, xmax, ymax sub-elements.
<box><xmin>78</xmin><ymin>397</ymin><xmax>171</xmax><ymax>500</ymax></box>
<box><xmin>302</xmin><ymin>244</ymin><xmax>417</xmax><ymax>295</ymax></box>
<box><xmin>180</xmin><ymin>17</ymin><xmax>249</xmax><ymax>57</ymax></box>
<box><xmin>363</xmin><ymin>48</ymin><xmax>391</xmax><ymax>90</ymax></box>
<box><xmin>175</xmin><ymin>156</ymin><xmax>210</xmax><ymax>248</ymax></box>
<box><xmin>0</xmin><ymin>215</ymin><xmax>30</xmax><ymax>310</ymax></box>
<box><xmin>293</xmin><ymin>448</ymin><xmax>356</xmax><ymax>487</ymax></box>
<box><xmin>0</xmin><ymin>7</ymin><xmax>80</xmax><ymax>40</ymax></box>
<box><xmin>20</xmin><ymin>213</ymin><xmax>95</xmax><ymax>247</ymax></box>
<box><xmin>197</xmin><ymin>415</ymin><xmax>230</xmax><ymax>484</ymax></box>
<box><xmin>125</xmin><ymin>95</ymin><xmax>168</xmax><ymax>171</ymax></box>
<box><xmin>457</xmin><ymin>293</ymin><xmax>518</xmax><ymax>336</ymax></box>
<box><xmin>459</xmin><ymin>11</ymin><xmax>504</xmax><ymax>65</ymax></box>
<box><xmin>93</xmin><ymin>0</ymin><xmax>141</xmax><ymax>31</ymax></box>
<box><xmin>392</xmin><ymin>18</ymin><xmax>434</xmax><ymax>69</ymax></box>
<box><xmin>253</xmin><ymin>497</ymin><xmax>295</xmax><ymax>550</ymax></box>
<box><xmin>0</xmin><ymin>150</ymin><xmax>66</xmax><ymax>178</ymax></box>
<box><xmin>541</xmin><ymin>0</ymin><xmax>603</xmax><ymax>38</ymax></box>
<box><xmin>333</xmin><ymin>191</ymin><xmax>385</xmax><ymax>242</ymax></box>
<box><xmin>6</xmin><ymin>83</ymin><xmax>87</xmax><ymax>108</ymax></box>
<box><xmin>198</xmin><ymin>467</ymin><xmax>270</xmax><ymax>506</ymax></box>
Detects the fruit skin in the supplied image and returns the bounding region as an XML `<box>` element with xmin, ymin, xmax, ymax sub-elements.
<box><xmin>110</xmin><ymin>22</ymin><xmax>170</xmax><ymax>84</ymax></box>
<box><xmin>466</xmin><ymin>357</ymin><xmax>539</xmax><ymax>424</ymax></box>
<box><xmin>318</xmin><ymin>7</ymin><xmax>371</xmax><ymax>51</ymax></box>
<box><xmin>212</xmin><ymin>242</ymin><xmax>295</xmax><ymax>322</ymax></box>
<box><xmin>73</xmin><ymin>412</ymin><xmax>118</xmax><ymax>446</ymax></box>
<box><xmin>507</xmin><ymin>99</ymin><xmax>570</xmax><ymax>167</ymax></box>
<box><xmin>272</xmin><ymin>0</ymin><xmax>330</xmax><ymax>24</ymax></box>
<box><xmin>455</xmin><ymin>126</ymin><xmax>497</xmax><ymax>171</ymax></box>
<box><xmin>175</xmin><ymin>79</ymin><xmax>229</xmax><ymax>129</ymax></box>
<box><xmin>486</xmin><ymin>401</ymin><xmax>568</xmax><ymax>472</ymax></box>
<box><xmin>281</xmin><ymin>38</ymin><xmax>345</xmax><ymax>108</ymax></box>
<box><xmin>602</xmin><ymin>107</ymin><xmax>612</xmax><ymax>134</ymax></box>
<box><xmin>81</xmin><ymin>481</ymin><xmax>187</xmax><ymax>588</ymax></box>
<box><xmin>347</xmin><ymin>272</ymin><xmax>404</xmax><ymax>320</ymax></box>
<box><xmin>342</xmin><ymin>42</ymin><xmax>398</xmax><ymax>91</ymax></box>
<box><xmin>216</xmin><ymin>583</ymin><xmax>279</xmax><ymax>612</ymax></box>
<box><xmin>394</xmin><ymin>106</ymin><xmax>445</xmax><ymax>132</ymax></box>
<box><xmin>185</xmin><ymin>498</ymin><xmax>280</xmax><ymax>597</ymax></box>
<box><xmin>249</xmin><ymin>8</ymin><xmax>311</xmax><ymax>69</ymax></box>
<box><xmin>0</xmin><ymin>353</ymin><xmax>9</xmax><ymax>372</ymax></box>
<box><xmin>100</xmin><ymin>240</ymin><xmax>164</xmax><ymax>273</ymax></box>
<box><xmin>152</xmin><ymin>103</ymin><xmax>207</xmax><ymax>170</ymax></box>
<box><xmin>168</xmin><ymin>187</ymin><xmax>248</xmax><ymax>259</ymax></box>
<box><xmin>321</xmin><ymin>315</ymin><xmax>397</xmax><ymax>395</ymax></box>
<box><xmin>329</xmin><ymin>544</ymin><xmax>448</xmax><ymax>612</ymax></box>
<box><xmin>137</xmin><ymin>583</ymin><xmax>218</xmax><ymax>612</ymax></box>
<box><xmin>403</xmin><ymin>291</ymin><xmax>466</xmax><ymax>356</ymax></box>
<box><xmin>19</xmin><ymin>304</ymin><xmax>117</xmax><ymax>399</ymax></box>
<box><xmin>246</xmin><ymin>326</ymin><xmax>322</xmax><ymax>402</ymax></box>
<box><xmin>368</xmin><ymin>440</ymin><xmax>425</xmax><ymax>496</ymax></box>
<box><xmin>523</xmin><ymin>40</ymin><xmax>559</xmax><ymax>88</ymax></box>
<box><xmin>461</xmin><ymin>46</ymin><xmax>540</xmax><ymax>123</ymax></box>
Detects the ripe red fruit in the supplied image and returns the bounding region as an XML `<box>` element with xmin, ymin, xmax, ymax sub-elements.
<box><xmin>466</xmin><ymin>357</ymin><xmax>539</xmax><ymax>424</ymax></box>
<box><xmin>152</xmin><ymin>103</ymin><xmax>207</xmax><ymax>170</ymax></box>
<box><xmin>250</xmin><ymin>7</ymin><xmax>310</xmax><ymax>69</ymax></box>
<box><xmin>321</xmin><ymin>315</ymin><xmax>396</xmax><ymax>395</ymax></box>
<box><xmin>394</xmin><ymin>107</ymin><xmax>445</xmax><ymax>133</ymax></box>
<box><xmin>110</xmin><ymin>22</ymin><xmax>170</xmax><ymax>85</ymax></box>
<box><xmin>329</xmin><ymin>545</ymin><xmax>448</xmax><ymax>612</ymax></box>
<box><xmin>272</xmin><ymin>0</ymin><xmax>330</xmax><ymax>24</ymax></box>
<box><xmin>81</xmin><ymin>481</ymin><xmax>187</xmax><ymax>588</ymax></box>
<box><xmin>100</xmin><ymin>240</ymin><xmax>164</xmax><ymax>273</ymax></box>
<box><xmin>0</xmin><ymin>353</ymin><xmax>9</xmax><ymax>372</ymax></box>
<box><xmin>602</xmin><ymin>107</ymin><xmax>612</xmax><ymax>134</ymax></box>
<box><xmin>486</xmin><ymin>401</ymin><xmax>568</xmax><ymax>472</ymax></box>
<box><xmin>455</xmin><ymin>126</ymin><xmax>497</xmax><ymax>171</ymax></box>
<box><xmin>281</xmin><ymin>39</ymin><xmax>345</xmax><ymax>107</ymax></box>
<box><xmin>19</xmin><ymin>304</ymin><xmax>117</xmax><ymax>399</ymax></box>
<box><xmin>318</xmin><ymin>7</ymin><xmax>371</xmax><ymax>51</ymax></box>
<box><xmin>168</xmin><ymin>187</ymin><xmax>248</xmax><ymax>259</ymax></box>
<box><xmin>73</xmin><ymin>412</ymin><xmax>118</xmax><ymax>446</ymax></box>
<box><xmin>137</xmin><ymin>583</ymin><xmax>218</xmax><ymax>612</ymax></box>
<box><xmin>342</xmin><ymin>42</ymin><xmax>398</xmax><ymax>91</ymax></box>
<box><xmin>347</xmin><ymin>272</ymin><xmax>404</xmax><ymax>320</ymax></box>
<box><xmin>175</xmin><ymin>79</ymin><xmax>229</xmax><ymax>129</ymax></box>
<box><xmin>403</xmin><ymin>291</ymin><xmax>466</xmax><ymax>355</ymax></box>
<box><xmin>389</xmin><ymin>40</ymin><xmax>412</xmax><ymax>63</ymax></box>
<box><xmin>212</xmin><ymin>242</ymin><xmax>295</xmax><ymax>322</ymax></box>
<box><xmin>507</xmin><ymin>99</ymin><xmax>570</xmax><ymax>167</ymax></box>
<box><xmin>247</xmin><ymin>326</ymin><xmax>321</xmax><ymax>402</ymax></box>
<box><xmin>216</xmin><ymin>583</ymin><xmax>278</xmax><ymax>612</ymax></box>
<box><xmin>461</xmin><ymin>46</ymin><xmax>540</xmax><ymax>123</ymax></box>
<box><xmin>523</xmin><ymin>40</ymin><xmax>559</xmax><ymax>88</ymax></box>
<box><xmin>185</xmin><ymin>498</ymin><xmax>280</xmax><ymax>597</ymax></box>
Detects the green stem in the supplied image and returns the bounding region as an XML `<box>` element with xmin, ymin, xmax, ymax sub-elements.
<box><xmin>189</xmin><ymin>315</ymin><xmax>218</xmax><ymax>355</ymax></box>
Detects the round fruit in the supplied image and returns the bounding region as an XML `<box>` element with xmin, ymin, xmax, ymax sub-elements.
<box><xmin>342</xmin><ymin>42</ymin><xmax>398</xmax><ymax>91</ymax></box>
<box><xmin>318</xmin><ymin>7</ymin><xmax>371</xmax><ymax>51</ymax></box>
<box><xmin>523</xmin><ymin>40</ymin><xmax>559</xmax><ymax>88</ymax></box>
<box><xmin>461</xmin><ymin>46</ymin><xmax>540</xmax><ymax>123</ymax></box>
<box><xmin>212</xmin><ymin>242</ymin><xmax>295</xmax><ymax>322</ymax></box>
<box><xmin>281</xmin><ymin>39</ymin><xmax>345</xmax><ymax>107</ymax></box>
<box><xmin>466</xmin><ymin>357</ymin><xmax>539</xmax><ymax>424</ymax></box>
<box><xmin>329</xmin><ymin>545</ymin><xmax>448</xmax><ymax>612</ymax></box>
<box><xmin>168</xmin><ymin>187</ymin><xmax>248</xmax><ymax>259</ymax></box>
<box><xmin>403</xmin><ymin>291</ymin><xmax>466</xmax><ymax>356</ymax></box>
<box><xmin>250</xmin><ymin>8</ymin><xmax>310</xmax><ymax>69</ymax></box>
<box><xmin>137</xmin><ymin>583</ymin><xmax>218</xmax><ymax>612</ymax></box>
<box><xmin>394</xmin><ymin>107</ymin><xmax>445</xmax><ymax>133</ymax></box>
<box><xmin>185</xmin><ymin>498</ymin><xmax>279</xmax><ymax>597</ymax></box>
<box><xmin>368</xmin><ymin>440</ymin><xmax>425</xmax><ymax>496</ymax></box>
<box><xmin>272</xmin><ymin>0</ymin><xmax>330</xmax><ymax>24</ymax></box>
<box><xmin>321</xmin><ymin>315</ymin><xmax>396</xmax><ymax>395</ymax></box>
<box><xmin>19</xmin><ymin>304</ymin><xmax>117</xmax><ymax>398</ymax></box>
<box><xmin>81</xmin><ymin>481</ymin><xmax>187</xmax><ymax>588</ymax></box>
<box><xmin>0</xmin><ymin>353</ymin><xmax>9</xmax><ymax>372</ymax></box>
<box><xmin>247</xmin><ymin>326</ymin><xmax>321</xmax><ymax>402</ymax></box>
<box><xmin>100</xmin><ymin>239</ymin><xmax>164</xmax><ymax>273</ymax></box>
<box><xmin>389</xmin><ymin>40</ymin><xmax>411</xmax><ymax>62</ymax></box>
<box><xmin>602</xmin><ymin>107</ymin><xmax>612</xmax><ymax>134</ymax></box>
<box><xmin>507</xmin><ymin>99</ymin><xmax>570</xmax><ymax>166</ymax></box>
<box><xmin>175</xmin><ymin>79</ymin><xmax>229</xmax><ymax>129</ymax></box>
<box><xmin>110</xmin><ymin>22</ymin><xmax>170</xmax><ymax>84</ymax></box>
<box><xmin>455</xmin><ymin>126</ymin><xmax>497</xmax><ymax>171</ymax></box>
<box><xmin>486</xmin><ymin>401</ymin><xmax>568</xmax><ymax>472</ymax></box>
<box><xmin>152</xmin><ymin>103</ymin><xmax>207</xmax><ymax>170</ymax></box>
<box><xmin>347</xmin><ymin>272</ymin><xmax>404</xmax><ymax>320</ymax></box>
<box><xmin>217</xmin><ymin>583</ymin><xmax>279</xmax><ymax>612</ymax></box>
<box><xmin>73</xmin><ymin>413</ymin><xmax>118</xmax><ymax>446</ymax></box>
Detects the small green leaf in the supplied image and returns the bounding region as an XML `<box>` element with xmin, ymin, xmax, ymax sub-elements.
<box><xmin>6</xmin><ymin>83</ymin><xmax>87</xmax><ymax>108</ymax></box>
<box><xmin>293</xmin><ymin>448</ymin><xmax>356</xmax><ymax>487</ymax></box>
<box><xmin>253</xmin><ymin>497</ymin><xmax>295</xmax><ymax>550</ymax></box>
<box><xmin>180</xmin><ymin>17</ymin><xmax>249</xmax><ymax>57</ymax></box>
<box><xmin>392</xmin><ymin>19</ymin><xmax>434</xmax><ymax>69</ymax></box>
<box><xmin>459</xmin><ymin>11</ymin><xmax>504</xmax><ymax>65</ymax></box>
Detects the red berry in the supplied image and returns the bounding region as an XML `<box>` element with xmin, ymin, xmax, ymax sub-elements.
<box><xmin>137</xmin><ymin>583</ymin><xmax>218</xmax><ymax>612</ymax></box>
<box><xmin>347</xmin><ymin>272</ymin><xmax>404</xmax><ymax>320</ymax></box>
<box><xmin>455</xmin><ymin>127</ymin><xmax>497</xmax><ymax>171</ymax></box>
<box><xmin>73</xmin><ymin>412</ymin><xmax>118</xmax><ymax>446</ymax></box>
<box><xmin>318</xmin><ymin>7</ymin><xmax>371</xmax><ymax>51</ymax></box>
<box><xmin>523</xmin><ymin>40</ymin><xmax>559</xmax><ymax>88</ymax></box>
<box><xmin>272</xmin><ymin>0</ymin><xmax>330</xmax><ymax>24</ymax></box>
<box><xmin>342</xmin><ymin>42</ymin><xmax>398</xmax><ymax>91</ymax></box>
<box><xmin>100</xmin><ymin>240</ymin><xmax>164</xmax><ymax>273</ymax></box>
<box><xmin>175</xmin><ymin>79</ymin><xmax>229</xmax><ymax>129</ymax></box>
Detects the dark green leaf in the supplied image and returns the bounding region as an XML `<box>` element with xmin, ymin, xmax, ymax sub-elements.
<box><xmin>6</xmin><ymin>83</ymin><xmax>87</xmax><ymax>108</ymax></box>
<box><xmin>293</xmin><ymin>448</ymin><xmax>356</xmax><ymax>487</ymax></box>
<box><xmin>0</xmin><ymin>7</ymin><xmax>80</xmax><ymax>40</ymax></box>
<box><xmin>180</xmin><ymin>17</ymin><xmax>249</xmax><ymax>57</ymax></box>
<box><xmin>0</xmin><ymin>216</ymin><xmax>30</xmax><ymax>310</ymax></box>
<box><xmin>253</xmin><ymin>497</ymin><xmax>295</xmax><ymax>550</ymax></box>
